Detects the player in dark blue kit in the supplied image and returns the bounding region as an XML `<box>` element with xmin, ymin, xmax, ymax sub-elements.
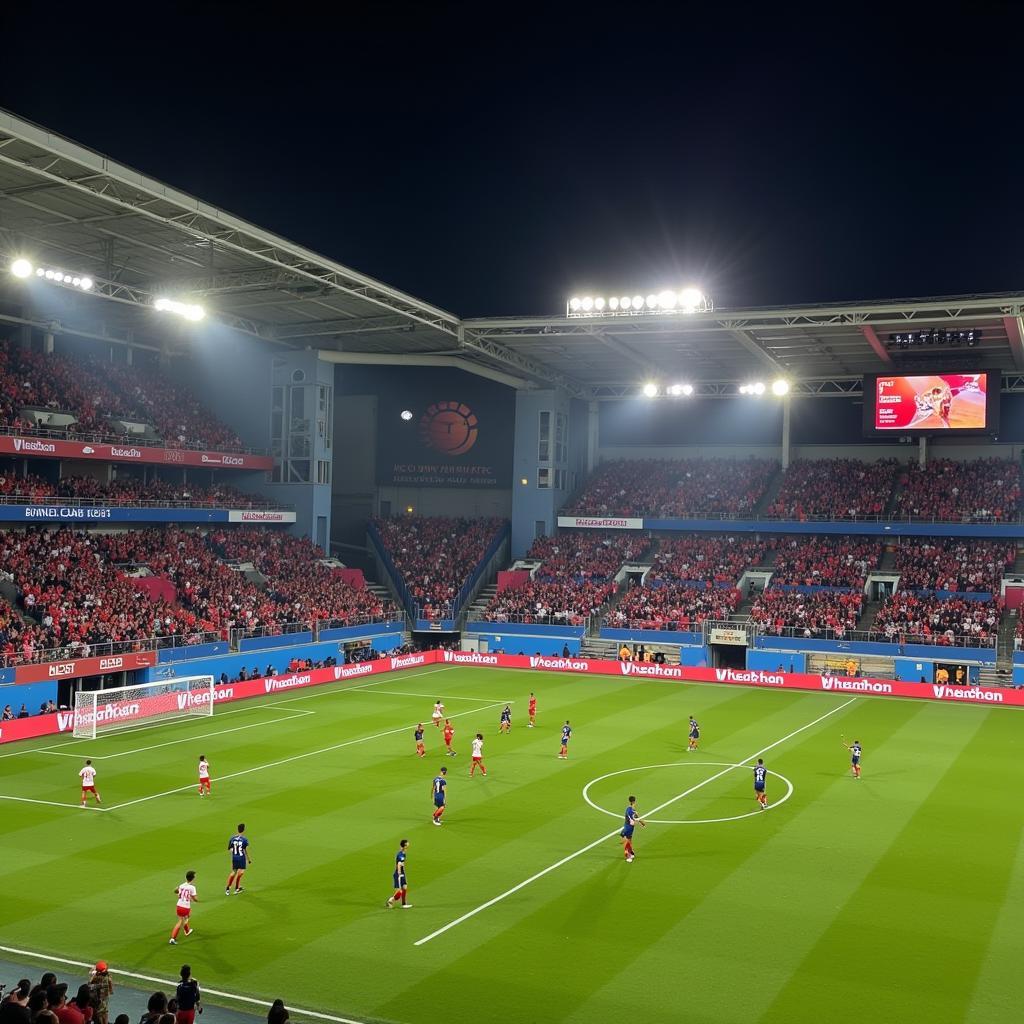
<box><xmin>414</xmin><ymin>724</ymin><xmax>426</xmax><ymax>758</ymax></box>
<box><xmin>385</xmin><ymin>839</ymin><xmax>411</xmax><ymax>908</ymax></box>
<box><xmin>620</xmin><ymin>795</ymin><xmax>646</xmax><ymax>861</ymax></box>
<box><xmin>499</xmin><ymin>705</ymin><xmax>512</xmax><ymax>734</ymax></box>
<box><xmin>225</xmin><ymin>823</ymin><xmax>251</xmax><ymax>894</ymax></box>
<box><xmin>753</xmin><ymin>758</ymin><xmax>768</xmax><ymax>809</ymax></box>
<box><xmin>559</xmin><ymin>720</ymin><xmax>572</xmax><ymax>759</ymax></box>
<box><xmin>431</xmin><ymin>766</ymin><xmax>448</xmax><ymax>825</ymax></box>
<box><xmin>843</xmin><ymin>737</ymin><xmax>862</xmax><ymax>778</ymax></box>
<box><xmin>687</xmin><ymin>716</ymin><xmax>700</xmax><ymax>751</ymax></box>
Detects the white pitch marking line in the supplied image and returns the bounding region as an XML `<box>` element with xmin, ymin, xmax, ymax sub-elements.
<box><xmin>0</xmin><ymin>794</ymin><xmax>99</xmax><ymax>810</ymax></box>
<box><xmin>413</xmin><ymin>696</ymin><xmax>858</xmax><ymax>946</ymax></box>
<box><xmin>104</xmin><ymin>699</ymin><xmax>509</xmax><ymax>812</ymax></box>
<box><xmin>261</xmin><ymin>665</ymin><xmax>452</xmax><ymax>707</ymax></box>
<box><xmin>39</xmin><ymin>711</ymin><xmax>315</xmax><ymax>761</ymax></box>
<box><xmin>0</xmin><ymin>944</ymin><xmax>368</xmax><ymax>1024</ymax></box>
<box><xmin>365</xmin><ymin>689</ymin><xmax>514</xmax><ymax>703</ymax></box>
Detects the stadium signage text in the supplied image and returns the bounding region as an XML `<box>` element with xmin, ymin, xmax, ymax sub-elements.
<box><xmin>0</xmin><ymin>435</ymin><xmax>273</xmax><ymax>470</ymax></box>
<box><xmin>556</xmin><ymin>516</ymin><xmax>644</xmax><ymax>530</ymax></box>
<box><xmin>3</xmin><ymin>651</ymin><xmax>1024</xmax><ymax>747</ymax></box>
<box><xmin>25</xmin><ymin>651</ymin><xmax>157</xmax><ymax>685</ymax></box>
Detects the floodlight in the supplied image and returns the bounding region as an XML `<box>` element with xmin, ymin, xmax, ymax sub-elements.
<box><xmin>752</xmin><ymin>382</ymin><xmax>766</xmax><ymax>395</ymax></box>
<box><xmin>80</xmin><ymin>278</ymin><xmax>93</xmax><ymax>291</ymax></box>
<box><xmin>681</xmin><ymin>383</ymin><xmax>694</xmax><ymax>396</ymax></box>
<box><xmin>582</xmin><ymin>296</ymin><xmax>594</xmax><ymax>311</ymax></box>
<box><xmin>739</xmin><ymin>385</ymin><xmax>750</xmax><ymax>395</ymax></box>
<box><xmin>771</xmin><ymin>379</ymin><xmax>790</xmax><ymax>396</ymax></box>
<box><xmin>659</xmin><ymin>290</ymin><xmax>677</xmax><ymax>309</ymax></box>
<box><xmin>667</xmin><ymin>384</ymin><xmax>683</xmax><ymax>396</ymax></box>
<box><xmin>10</xmin><ymin>259</ymin><xmax>33</xmax><ymax>278</ymax></box>
<box><xmin>609</xmin><ymin>297</ymin><xmax>620</xmax><ymax>310</ymax></box>
<box><xmin>44</xmin><ymin>270</ymin><xmax>55</xmax><ymax>280</ymax></box>
<box><xmin>642</xmin><ymin>382</ymin><xmax>659</xmax><ymax>398</ymax></box>
<box><xmin>155</xmin><ymin>297</ymin><xmax>206</xmax><ymax>321</ymax></box>
<box><xmin>620</xmin><ymin>296</ymin><xmax>631</xmax><ymax>310</ymax></box>
<box><xmin>569</xmin><ymin>297</ymin><xmax>582</xmax><ymax>312</ymax></box>
<box><xmin>35</xmin><ymin>268</ymin><xmax>44</xmax><ymax>277</ymax></box>
<box><xmin>594</xmin><ymin>297</ymin><xmax>606</xmax><ymax>311</ymax></box>
<box><xmin>400</xmin><ymin>410</ymin><xmax>413</xmax><ymax>421</ymax></box>
<box><xmin>631</xmin><ymin>295</ymin><xmax>644</xmax><ymax>310</ymax></box>
<box><xmin>645</xmin><ymin>294</ymin><xmax>658</xmax><ymax>309</ymax></box>
<box><xmin>679</xmin><ymin>287</ymin><xmax>704</xmax><ymax>311</ymax></box>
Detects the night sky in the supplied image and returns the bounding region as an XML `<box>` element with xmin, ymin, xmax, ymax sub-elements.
<box><xmin>1</xmin><ymin>4</ymin><xmax>1022</xmax><ymax>318</ymax></box>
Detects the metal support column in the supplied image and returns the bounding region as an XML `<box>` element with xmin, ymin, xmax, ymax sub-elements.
<box><xmin>781</xmin><ymin>396</ymin><xmax>791</xmax><ymax>469</ymax></box>
<box><xmin>587</xmin><ymin>401</ymin><xmax>599</xmax><ymax>472</ymax></box>
<box><xmin>918</xmin><ymin>435</ymin><xmax>927</xmax><ymax>469</ymax></box>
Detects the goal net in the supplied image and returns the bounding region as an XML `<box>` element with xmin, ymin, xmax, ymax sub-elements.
<box><xmin>73</xmin><ymin>675</ymin><xmax>215</xmax><ymax>740</ymax></box>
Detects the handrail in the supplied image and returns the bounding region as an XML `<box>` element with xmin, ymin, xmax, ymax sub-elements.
<box><xmin>0</xmin><ymin>422</ymin><xmax>267</xmax><ymax>457</ymax></box>
<box><xmin>0</xmin><ymin>630</ymin><xmax>224</xmax><ymax>669</ymax></box>
<box><xmin>564</xmin><ymin>507</ymin><xmax>1024</xmax><ymax>526</ymax></box>
<box><xmin>752</xmin><ymin>623</ymin><xmax>997</xmax><ymax>650</ymax></box>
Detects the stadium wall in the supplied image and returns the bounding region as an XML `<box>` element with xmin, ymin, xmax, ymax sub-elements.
<box><xmin>0</xmin><ymin>681</ymin><xmax>59</xmax><ymax>712</ymax></box>
<box><xmin>376</xmin><ymin>486</ymin><xmax>512</xmax><ymax>518</ymax></box>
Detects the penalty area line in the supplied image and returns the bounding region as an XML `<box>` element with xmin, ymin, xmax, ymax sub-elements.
<box><xmin>0</xmin><ymin>944</ymin><xmax>368</xmax><ymax>1024</ymax></box>
<box><xmin>413</xmin><ymin>696</ymin><xmax>858</xmax><ymax>946</ymax></box>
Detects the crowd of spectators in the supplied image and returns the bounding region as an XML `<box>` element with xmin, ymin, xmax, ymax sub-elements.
<box><xmin>480</xmin><ymin>579</ymin><xmax>615</xmax><ymax>625</ymax></box>
<box><xmin>892</xmin><ymin>538</ymin><xmax>1014</xmax><ymax>592</ymax></box>
<box><xmin>606</xmin><ymin>582</ymin><xmax>740</xmax><ymax>631</ymax></box>
<box><xmin>563</xmin><ymin>457</ymin><xmax>777</xmax><ymax>517</ymax></box>
<box><xmin>768</xmin><ymin>458</ymin><xmax>898</xmax><ymax>520</ymax></box>
<box><xmin>0</xmin><ymin>962</ymin><xmax>293</xmax><ymax>1024</ymax></box>
<box><xmin>0</xmin><ymin>526</ymin><xmax>393</xmax><ymax>664</ymax></box>
<box><xmin>0</xmin><ymin>343</ymin><xmax>245</xmax><ymax>451</ymax></box>
<box><xmin>893</xmin><ymin>458</ymin><xmax>1022</xmax><ymax>522</ymax></box>
<box><xmin>373</xmin><ymin>516</ymin><xmax>506</xmax><ymax>617</ymax></box>
<box><xmin>749</xmin><ymin>588</ymin><xmax>865</xmax><ymax>636</ymax></box>
<box><xmin>770</xmin><ymin>536</ymin><xmax>882</xmax><ymax>588</ymax></box>
<box><xmin>0</xmin><ymin>473</ymin><xmax>278</xmax><ymax>508</ymax></box>
<box><xmin>870</xmin><ymin>591</ymin><xmax>1001</xmax><ymax>647</ymax></box>
<box><xmin>650</xmin><ymin>535</ymin><xmax>772</xmax><ymax>583</ymax></box>
<box><xmin>529</xmin><ymin>530</ymin><xmax>648</xmax><ymax>580</ymax></box>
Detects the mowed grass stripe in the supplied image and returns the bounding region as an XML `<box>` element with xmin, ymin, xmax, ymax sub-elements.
<box><xmin>373</xmin><ymin>692</ymin><xmax>859</xmax><ymax>1024</ymax></box>
<box><xmin>760</xmin><ymin>703</ymin><xmax>1022</xmax><ymax>1024</ymax></box>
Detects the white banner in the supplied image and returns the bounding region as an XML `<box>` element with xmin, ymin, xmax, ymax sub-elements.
<box><xmin>709</xmin><ymin>627</ymin><xmax>748</xmax><ymax>646</ymax></box>
<box><xmin>228</xmin><ymin>509</ymin><xmax>297</xmax><ymax>523</ymax></box>
<box><xmin>557</xmin><ymin>516</ymin><xmax>644</xmax><ymax>530</ymax></box>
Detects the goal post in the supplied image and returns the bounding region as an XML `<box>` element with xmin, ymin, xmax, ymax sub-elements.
<box><xmin>73</xmin><ymin>675</ymin><xmax>215</xmax><ymax>740</ymax></box>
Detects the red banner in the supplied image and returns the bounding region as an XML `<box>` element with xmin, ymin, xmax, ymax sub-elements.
<box><xmin>497</xmin><ymin>570</ymin><xmax>530</xmax><ymax>592</ymax></box>
<box><xmin>0</xmin><ymin>436</ymin><xmax>272</xmax><ymax>471</ymax></box>
<box><xmin>335</xmin><ymin>568</ymin><xmax>365</xmax><ymax>590</ymax></box>
<box><xmin>13</xmin><ymin>651</ymin><xmax>157</xmax><ymax>685</ymax></box>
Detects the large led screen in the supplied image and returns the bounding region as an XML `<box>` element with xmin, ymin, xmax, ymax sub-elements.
<box><xmin>864</xmin><ymin>372</ymin><xmax>998</xmax><ymax>435</ymax></box>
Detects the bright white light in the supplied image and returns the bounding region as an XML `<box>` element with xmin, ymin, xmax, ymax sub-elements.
<box><xmin>621</xmin><ymin>296</ymin><xmax>632</xmax><ymax>310</ymax></box>
<box><xmin>659</xmin><ymin>290</ymin><xmax>677</xmax><ymax>309</ymax></box>
<box><xmin>609</xmin><ymin>297</ymin><xmax>620</xmax><ymax>311</ymax></box>
<box><xmin>631</xmin><ymin>295</ymin><xmax>644</xmax><ymax>310</ymax></box>
<box><xmin>581</xmin><ymin>296</ymin><xmax>594</xmax><ymax>311</ymax></box>
<box><xmin>44</xmin><ymin>270</ymin><xmax>55</xmax><ymax>280</ymax></box>
<box><xmin>681</xmin><ymin>383</ymin><xmax>694</xmax><ymax>396</ymax></box>
<box><xmin>679</xmin><ymin>287</ymin><xmax>704</xmax><ymax>311</ymax></box>
<box><xmin>771</xmin><ymin>379</ymin><xmax>790</xmax><ymax>396</ymax></box>
<box><xmin>667</xmin><ymin>383</ymin><xmax>683</xmax><ymax>396</ymax></box>
<box><xmin>752</xmin><ymin>382</ymin><xmax>766</xmax><ymax>395</ymax></box>
<box><xmin>400</xmin><ymin>409</ymin><xmax>413</xmax><ymax>421</ymax></box>
<box><xmin>739</xmin><ymin>384</ymin><xmax>750</xmax><ymax>395</ymax></box>
<box><xmin>71</xmin><ymin>277</ymin><xmax>81</xmax><ymax>287</ymax></box>
<box><xmin>645</xmin><ymin>294</ymin><xmax>658</xmax><ymax>309</ymax></box>
<box><xmin>79</xmin><ymin>278</ymin><xmax>93</xmax><ymax>291</ymax></box>
<box><xmin>569</xmin><ymin>297</ymin><xmax>582</xmax><ymax>312</ymax></box>
<box><xmin>155</xmin><ymin>297</ymin><xmax>205</xmax><ymax>321</ymax></box>
<box><xmin>35</xmin><ymin>268</ymin><xmax>44</xmax><ymax>277</ymax></box>
<box><xmin>642</xmin><ymin>382</ymin><xmax>659</xmax><ymax>398</ymax></box>
<box><xmin>10</xmin><ymin>259</ymin><xmax>33</xmax><ymax>278</ymax></box>
<box><xmin>62</xmin><ymin>274</ymin><xmax>73</xmax><ymax>283</ymax></box>
<box><xmin>594</xmin><ymin>297</ymin><xmax>606</xmax><ymax>311</ymax></box>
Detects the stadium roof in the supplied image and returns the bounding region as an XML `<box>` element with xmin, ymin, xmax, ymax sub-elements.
<box><xmin>1</xmin><ymin>108</ymin><xmax>1023</xmax><ymax>400</ymax></box>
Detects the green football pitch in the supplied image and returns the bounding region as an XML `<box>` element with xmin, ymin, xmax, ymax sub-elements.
<box><xmin>0</xmin><ymin>665</ymin><xmax>1019</xmax><ymax>1024</ymax></box>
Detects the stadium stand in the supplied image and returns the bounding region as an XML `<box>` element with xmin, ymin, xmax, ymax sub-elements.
<box><xmin>0</xmin><ymin>474</ymin><xmax>279</xmax><ymax>508</ymax></box>
<box><xmin>749</xmin><ymin>588</ymin><xmax>866</xmax><ymax>636</ymax></box>
<box><xmin>770</xmin><ymin>536</ymin><xmax>882</xmax><ymax>588</ymax></box>
<box><xmin>607</xmin><ymin>582</ymin><xmax>740</xmax><ymax>631</ymax></box>
<box><xmin>0</xmin><ymin>343</ymin><xmax>249</xmax><ymax>451</ymax></box>
<box><xmin>0</xmin><ymin>526</ymin><xmax>394</xmax><ymax>665</ymax></box>
<box><xmin>649</xmin><ymin>535</ymin><xmax>772</xmax><ymax>582</ymax></box>
<box><xmin>893</xmin><ymin>457</ymin><xmax>1022</xmax><ymax>522</ymax></box>
<box><xmin>371</xmin><ymin>516</ymin><xmax>506</xmax><ymax>618</ymax></box>
<box><xmin>563</xmin><ymin>456</ymin><xmax>777</xmax><ymax>517</ymax></box>
<box><xmin>767</xmin><ymin>458</ymin><xmax>898</xmax><ymax>520</ymax></box>
<box><xmin>892</xmin><ymin>538</ymin><xmax>1014</xmax><ymax>592</ymax></box>
<box><xmin>870</xmin><ymin>592</ymin><xmax>1001</xmax><ymax>647</ymax></box>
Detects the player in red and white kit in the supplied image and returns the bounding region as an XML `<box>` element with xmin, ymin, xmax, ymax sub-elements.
<box><xmin>443</xmin><ymin>719</ymin><xmax>457</xmax><ymax>756</ymax></box>
<box><xmin>79</xmin><ymin>759</ymin><xmax>101</xmax><ymax>807</ymax></box>
<box><xmin>169</xmin><ymin>870</ymin><xmax>198</xmax><ymax>944</ymax></box>
<box><xmin>470</xmin><ymin>733</ymin><xmax>487</xmax><ymax>777</ymax></box>
<box><xmin>197</xmin><ymin>755</ymin><xmax>211</xmax><ymax>797</ymax></box>
<box><xmin>528</xmin><ymin>692</ymin><xmax>537</xmax><ymax>728</ymax></box>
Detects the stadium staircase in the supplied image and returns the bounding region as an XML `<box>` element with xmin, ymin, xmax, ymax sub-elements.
<box><xmin>857</xmin><ymin>599</ymin><xmax>884</xmax><ymax>633</ymax></box>
<box><xmin>751</xmin><ymin>465</ymin><xmax>784</xmax><ymax>516</ymax></box>
<box><xmin>878</xmin><ymin>547</ymin><xmax>897</xmax><ymax>570</ymax></box>
<box><xmin>1013</xmin><ymin>549</ymin><xmax>1024</xmax><ymax>574</ymax></box>
<box><xmin>462</xmin><ymin>584</ymin><xmax>497</xmax><ymax>624</ymax></box>
<box><xmin>580</xmin><ymin>636</ymin><xmax>620</xmax><ymax>659</ymax></box>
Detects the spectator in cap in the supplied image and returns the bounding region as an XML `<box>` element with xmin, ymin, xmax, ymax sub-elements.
<box><xmin>87</xmin><ymin>966</ymin><xmax>113</xmax><ymax>1024</ymax></box>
